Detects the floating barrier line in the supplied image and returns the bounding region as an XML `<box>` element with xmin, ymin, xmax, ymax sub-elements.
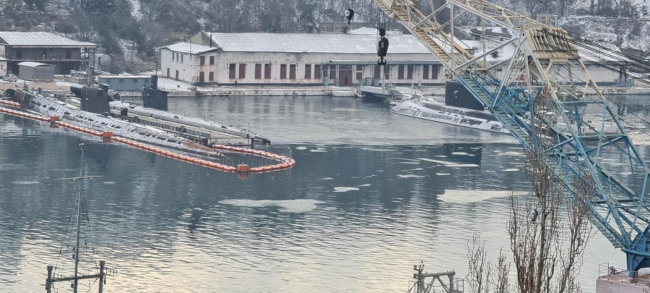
<box><xmin>0</xmin><ymin>105</ymin><xmax>294</xmax><ymax>174</ymax></box>
<box><xmin>211</xmin><ymin>145</ymin><xmax>296</xmax><ymax>173</ymax></box>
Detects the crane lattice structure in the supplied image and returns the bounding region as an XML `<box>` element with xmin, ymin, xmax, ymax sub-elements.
<box><xmin>372</xmin><ymin>0</ymin><xmax>650</xmax><ymax>276</ymax></box>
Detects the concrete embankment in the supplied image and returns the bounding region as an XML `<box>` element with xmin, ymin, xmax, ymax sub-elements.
<box><xmin>160</xmin><ymin>86</ymin><xmax>359</xmax><ymax>97</ymax></box>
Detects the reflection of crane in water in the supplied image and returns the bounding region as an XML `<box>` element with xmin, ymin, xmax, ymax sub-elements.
<box><xmin>372</xmin><ymin>0</ymin><xmax>650</xmax><ymax>277</ymax></box>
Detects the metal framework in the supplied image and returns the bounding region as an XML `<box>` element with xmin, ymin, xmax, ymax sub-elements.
<box><xmin>373</xmin><ymin>0</ymin><xmax>650</xmax><ymax>276</ymax></box>
<box><xmin>409</xmin><ymin>262</ymin><xmax>463</xmax><ymax>293</ymax></box>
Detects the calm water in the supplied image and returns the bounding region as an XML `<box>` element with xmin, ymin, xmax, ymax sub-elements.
<box><xmin>0</xmin><ymin>94</ymin><xmax>646</xmax><ymax>292</ymax></box>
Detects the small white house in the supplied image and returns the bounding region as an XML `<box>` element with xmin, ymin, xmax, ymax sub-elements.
<box><xmin>17</xmin><ymin>61</ymin><xmax>55</xmax><ymax>81</ymax></box>
<box><xmin>159</xmin><ymin>42</ymin><xmax>219</xmax><ymax>84</ymax></box>
<box><xmin>0</xmin><ymin>57</ymin><xmax>7</xmax><ymax>77</ymax></box>
<box><xmin>160</xmin><ymin>31</ymin><xmax>445</xmax><ymax>86</ymax></box>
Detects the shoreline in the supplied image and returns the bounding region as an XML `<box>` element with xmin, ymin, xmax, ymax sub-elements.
<box><xmin>1</xmin><ymin>78</ymin><xmax>649</xmax><ymax>98</ymax></box>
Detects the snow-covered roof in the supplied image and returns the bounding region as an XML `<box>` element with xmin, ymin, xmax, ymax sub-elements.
<box><xmin>0</xmin><ymin>32</ymin><xmax>96</xmax><ymax>48</ymax></box>
<box><xmin>98</xmin><ymin>75</ymin><xmax>151</xmax><ymax>79</ymax></box>
<box><xmin>161</xmin><ymin>42</ymin><xmax>219</xmax><ymax>54</ymax></box>
<box><xmin>0</xmin><ymin>57</ymin><xmax>7</xmax><ymax>61</ymax></box>
<box><xmin>349</xmin><ymin>27</ymin><xmax>403</xmax><ymax>35</ymax></box>
<box><xmin>18</xmin><ymin>62</ymin><xmax>55</xmax><ymax>68</ymax></box>
<box><xmin>205</xmin><ymin>32</ymin><xmax>431</xmax><ymax>54</ymax></box>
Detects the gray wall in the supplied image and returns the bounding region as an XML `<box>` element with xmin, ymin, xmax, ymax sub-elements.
<box><xmin>18</xmin><ymin>65</ymin><xmax>54</xmax><ymax>81</ymax></box>
<box><xmin>98</xmin><ymin>77</ymin><xmax>151</xmax><ymax>91</ymax></box>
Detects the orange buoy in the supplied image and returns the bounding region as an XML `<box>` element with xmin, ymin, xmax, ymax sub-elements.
<box><xmin>237</xmin><ymin>164</ymin><xmax>249</xmax><ymax>173</ymax></box>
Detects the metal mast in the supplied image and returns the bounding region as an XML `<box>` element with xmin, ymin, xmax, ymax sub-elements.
<box><xmin>46</xmin><ymin>143</ymin><xmax>108</xmax><ymax>293</ymax></box>
<box><xmin>372</xmin><ymin>0</ymin><xmax>650</xmax><ymax>276</ymax></box>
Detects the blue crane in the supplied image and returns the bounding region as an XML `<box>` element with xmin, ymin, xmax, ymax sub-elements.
<box><xmin>372</xmin><ymin>0</ymin><xmax>650</xmax><ymax>276</ymax></box>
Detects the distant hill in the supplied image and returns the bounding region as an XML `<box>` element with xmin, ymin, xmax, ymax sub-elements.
<box><xmin>0</xmin><ymin>0</ymin><xmax>646</xmax><ymax>72</ymax></box>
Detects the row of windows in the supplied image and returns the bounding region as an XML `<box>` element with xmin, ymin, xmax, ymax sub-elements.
<box><xmin>228</xmin><ymin>63</ymin><xmax>323</xmax><ymax>80</ymax></box>
<box><xmin>199</xmin><ymin>56</ymin><xmax>215</xmax><ymax>66</ymax></box>
<box><xmin>166</xmin><ymin>63</ymin><xmax>442</xmax><ymax>83</ymax></box>
<box><xmin>326</xmin><ymin>64</ymin><xmax>441</xmax><ymax>81</ymax></box>
<box><xmin>13</xmin><ymin>49</ymin><xmax>74</xmax><ymax>60</ymax></box>
<box><xmin>166</xmin><ymin>67</ymin><xmax>216</xmax><ymax>83</ymax></box>
<box><xmin>171</xmin><ymin>52</ymin><xmax>184</xmax><ymax>63</ymax></box>
<box><xmin>224</xmin><ymin>63</ymin><xmax>440</xmax><ymax>81</ymax></box>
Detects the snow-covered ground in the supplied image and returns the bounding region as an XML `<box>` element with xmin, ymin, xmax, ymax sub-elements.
<box><xmin>561</xmin><ymin>16</ymin><xmax>650</xmax><ymax>54</ymax></box>
<box><xmin>156</xmin><ymin>78</ymin><xmax>195</xmax><ymax>92</ymax></box>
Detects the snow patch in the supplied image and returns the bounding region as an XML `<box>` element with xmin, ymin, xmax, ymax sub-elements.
<box><xmin>220</xmin><ymin>199</ymin><xmax>324</xmax><ymax>213</ymax></box>
<box><xmin>334</xmin><ymin>187</ymin><xmax>359</xmax><ymax>193</ymax></box>
<box><xmin>397</xmin><ymin>174</ymin><xmax>425</xmax><ymax>179</ymax></box>
<box><xmin>12</xmin><ymin>181</ymin><xmax>38</xmax><ymax>185</ymax></box>
<box><xmin>418</xmin><ymin>158</ymin><xmax>480</xmax><ymax>168</ymax></box>
<box><xmin>439</xmin><ymin>190</ymin><xmax>527</xmax><ymax>203</ymax></box>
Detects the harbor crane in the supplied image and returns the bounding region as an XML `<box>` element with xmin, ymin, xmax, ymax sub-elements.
<box><xmin>371</xmin><ymin>0</ymin><xmax>650</xmax><ymax>276</ymax></box>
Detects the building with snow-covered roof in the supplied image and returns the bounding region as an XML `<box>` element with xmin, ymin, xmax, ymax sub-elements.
<box><xmin>17</xmin><ymin>61</ymin><xmax>55</xmax><ymax>81</ymax></box>
<box><xmin>159</xmin><ymin>42</ymin><xmax>219</xmax><ymax>83</ymax></box>
<box><xmin>160</xmin><ymin>31</ymin><xmax>444</xmax><ymax>86</ymax></box>
<box><xmin>0</xmin><ymin>32</ymin><xmax>96</xmax><ymax>75</ymax></box>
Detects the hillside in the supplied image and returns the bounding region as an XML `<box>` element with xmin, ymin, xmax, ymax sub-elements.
<box><xmin>0</xmin><ymin>0</ymin><xmax>647</xmax><ymax>72</ymax></box>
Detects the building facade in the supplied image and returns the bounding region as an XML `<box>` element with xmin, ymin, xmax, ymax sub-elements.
<box><xmin>97</xmin><ymin>75</ymin><xmax>152</xmax><ymax>91</ymax></box>
<box><xmin>0</xmin><ymin>32</ymin><xmax>96</xmax><ymax>75</ymax></box>
<box><xmin>0</xmin><ymin>57</ymin><xmax>7</xmax><ymax>77</ymax></box>
<box><xmin>160</xmin><ymin>32</ymin><xmax>444</xmax><ymax>86</ymax></box>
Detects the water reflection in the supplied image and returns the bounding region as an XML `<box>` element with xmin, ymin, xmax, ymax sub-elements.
<box><xmin>2</xmin><ymin>94</ymin><xmax>647</xmax><ymax>292</ymax></box>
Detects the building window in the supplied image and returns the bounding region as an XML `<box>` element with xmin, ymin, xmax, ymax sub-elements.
<box><xmin>289</xmin><ymin>64</ymin><xmax>296</xmax><ymax>80</ymax></box>
<box><xmin>172</xmin><ymin>52</ymin><xmax>175</xmax><ymax>61</ymax></box>
<box><xmin>432</xmin><ymin>64</ymin><xmax>440</xmax><ymax>79</ymax></box>
<box><xmin>423</xmin><ymin>65</ymin><xmax>430</xmax><ymax>80</ymax></box>
<box><xmin>329</xmin><ymin>66</ymin><xmax>336</xmax><ymax>80</ymax></box>
<box><xmin>305</xmin><ymin>64</ymin><xmax>311</xmax><ymax>79</ymax></box>
<box><xmin>175</xmin><ymin>70</ymin><xmax>179</xmax><ymax>80</ymax></box>
<box><xmin>16</xmin><ymin>49</ymin><xmax>22</xmax><ymax>59</ymax></box>
<box><xmin>209</xmin><ymin>56</ymin><xmax>215</xmax><ymax>65</ymax></box>
<box><xmin>255</xmin><ymin>64</ymin><xmax>262</xmax><ymax>79</ymax></box>
<box><xmin>133</xmin><ymin>79</ymin><xmax>137</xmax><ymax>84</ymax></box>
<box><xmin>239</xmin><ymin>63</ymin><xmax>246</xmax><ymax>79</ymax></box>
<box><xmin>66</xmin><ymin>50</ymin><xmax>72</xmax><ymax>59</ymax></box>
<box><xmin>209</xmin><ymin>72</ymin><xmax>214</xmax><ymax>82</ymax></box>
<box><xmin>181</xmin><ymin>54</ymin><xmax>184</xmax><ymax>63</ymax></box>
<box><xmin>199</xmin><ymin>72</ymin><xmax>205</xmax><ymax>83</ymax></box>
<box><xmin>264</xmin><ymin>64</ymin><xmax>271</xmax><ymax>79</ymax></box>
<box><xmin>384</xmin><ymin>65</ymin><xmax>390</xmax><ymax>79</ymax></box>
<box><xmin>200</xmin><ymin>56</ymin><xmax>205</xmax><ymax>66</ymax></box>
<box><xmin>229</xmin><ymin>64</ymin><xmax>236</xmax><ymax>79</ymax></box>
<box><xmin>280</xmin><ymin>64</ymin><xmax>287</xmax><ymax>79</ymax></box>
<box><xmin>407</xmin><ymin>65</ymin><xmax>414</xmax><ymax>80</ymax></box>
<box><xmin>314</xmin><ymin>65</ymin><xmax>321</xmax><ymax>79</ymax></box>
<box><xmin>374</xmin><ymin>65</ymin><xmax>381</xmax><ymax>79</ymax></box>
<box><xmin>356</xmin><ymin>65</ymin><xmax>363</xmax><ymax>81</ymax></box>
<box><xmin>119</xmin><ymin>79</ymin><xmax>124</xmax><ymax>84</ymax></box>
<box><xmin>167</xmin><ymin>68</ymin><xmax>170</xmax><ymax>78</ymax></box>
<box><xmin>398</xmin><ymin>65</ymin><xmax>405</xmax><ymax>80</ymax></box>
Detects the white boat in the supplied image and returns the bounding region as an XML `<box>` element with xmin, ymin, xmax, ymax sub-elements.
<box><xmin>391</xmin><ymin>99</ymin><xmax>510</xmax><ymax>134</ymax></box>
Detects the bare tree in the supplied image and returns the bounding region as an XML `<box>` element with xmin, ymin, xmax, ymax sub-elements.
<box><xmin>467</xmin><ymin>94</ymin><xmax>593</xmax><ymax>293</ymax></box>
<box><xmin>467</xmin><ymin>233</ymin><xmax>492</xmax><ymax>293</ymax></box>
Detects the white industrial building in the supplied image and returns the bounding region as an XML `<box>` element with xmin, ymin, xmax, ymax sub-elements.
<box><xmin>160</xmin><ymin>31</ymin><xmax>444</xmax><ymax>86</ymax></box>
